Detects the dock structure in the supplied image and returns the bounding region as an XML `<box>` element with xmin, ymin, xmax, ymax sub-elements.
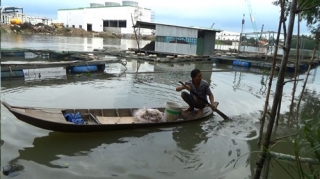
<box><xmin>1</xmin><ymin>48</ymin><xmax>320</xmax><ymax>79</ymax></box>
<box><xmin>124</xmin><ymin>48</ymin><xmax>320</xmax><ymax>72</ymax></box>
<box><xmin>1</xmin><ymin>50</ymin><xmax>122</xmax><ymax>79</ymax></box>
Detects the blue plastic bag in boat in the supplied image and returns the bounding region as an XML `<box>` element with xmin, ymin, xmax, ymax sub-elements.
<box><xmin>2</xmin><ymin>164</ymin><xmax>24</xmax><ymax>177</ymax></box>
<box><xmin>64</xmin><ymin>112</ymin><xmax>84</xmax><ymax>124</ymax></box>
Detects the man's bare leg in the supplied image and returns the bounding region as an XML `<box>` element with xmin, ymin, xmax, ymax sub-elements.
<box><xmin>196</xmin><ymin>108</ymin><xmax>203</xmax><ymax>116</ymax></box>
<box><xmin>183</xmin><ymin>107</ymin><xmax>194</xmax><ymax>112</ymax></box>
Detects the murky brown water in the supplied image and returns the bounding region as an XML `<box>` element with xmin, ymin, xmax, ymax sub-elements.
<box><xmin>1</xmin><ymin>33</ymin><xmax>320</xmax><ymax>178</ymax></box>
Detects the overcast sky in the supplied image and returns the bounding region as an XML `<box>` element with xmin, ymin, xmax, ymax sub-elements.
<box><xmin>1</xmin><ymin>0</ymin><xmax>312</xmax><ymax>35</ymax></box>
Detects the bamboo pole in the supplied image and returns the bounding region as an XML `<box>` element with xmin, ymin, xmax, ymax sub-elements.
<box><xmin>262</xmin><ymin>155</ymin><xmax>271</xmax><ymax>179</ymax></box>
<box><xmin>289</xmin><ymin>12</ymin><xmax>301</xmax><ymax>119</ymax></box>
<box><xmin>254</xmin><ymin>0</ymin><xmax>298</xmax><ymax>178</ymax></box>
<box><xmin>296</xmin><ymin>35</ymin><xmax>319</xmax><ymax>115</ymax></box>
<box><xmin>258</xmin><ymin>0</ymin><xmax>285</xmax><ymax>146</ymax></box>
<box><xmin>275</xmin><ymin>91</ymin><xmax>282</xmax><ymax>126</ymax></box>
<box><xmin>269</xmin><ymin>152</ymin><xmax>320</xmax><ymax>165</ymax></box>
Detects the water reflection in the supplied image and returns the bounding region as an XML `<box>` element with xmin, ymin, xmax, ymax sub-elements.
<box><xmin>1</xmin><ymin>73</ymin><xmax>115</xmax><ymax>91</ymax></box>
<box><xmin>172</xmin><ymin>120</ymin><xmax>209</xmax><ymax>152</ymax></box>
<box><xmin>171</xmin><ymin>120</ymin><xmax>209</xmax><ymax>170</ymax></box>
<box><xmin>1</xmin><ymin>33</ymin><xmax>150</xmax><ymax>51</ymax></box>
<box><xmin>9</xmin><ymin>128</ymin><xmax>165</xmax><ymax>169</ymax></box>
<box><xmin>1</xmin><ymin>61</ymin><xmax>320</xmax><ymax>178</ymax></box>
<box><xmin>153</xmin><ymin>62</ymin><xmax>214</xmax><ymax>84</ymax></box>
<box><xmin>283</xmin><ymin>88</ymin><xmax>320</xmax><ymax>123</ymax></box>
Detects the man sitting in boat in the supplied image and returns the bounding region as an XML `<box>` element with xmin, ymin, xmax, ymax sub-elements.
<box><xmin>176</xmin><ymin>69</ymin><xmax>216</xmax><ymax>116</ymax></box>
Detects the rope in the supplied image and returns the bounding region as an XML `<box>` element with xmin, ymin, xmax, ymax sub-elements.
<box><xmin>9</xmin><ymin>66</ymin><xmax>13</xmax><ymax>78</ymax></box>
<box><xmin>86</xmin><ymin>62</ymin><xmax>91</xmax><ymax>72</ymax></box>
<box><xmin>118</xmin><ymin>60</ymin><xmax>128</xmax><ymax>77</ymax></box>
<box><xmin>120</xmin><ymin>60</ymin><xmax>127</xmax><ymax>67</ymax></box>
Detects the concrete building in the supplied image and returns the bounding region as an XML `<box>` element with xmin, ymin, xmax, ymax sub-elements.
<box><xmin>135</xmin><ymin>21</ymin><xmax>221</xmax><ymax>56</ymax></box>
<box><xmin>57</xmin><ymin>1</ymin><xmax>153</xmax><ymax>35</ymax></box>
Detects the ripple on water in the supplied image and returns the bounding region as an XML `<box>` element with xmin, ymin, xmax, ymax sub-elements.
<box><xmin>203</xmin><ymin>115</ymin><xmax>260</xmax><ymax>141</ymax></box>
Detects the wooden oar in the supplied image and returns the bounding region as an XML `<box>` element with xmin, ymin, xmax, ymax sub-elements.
<box><xmin>179</xmin><ymin>81</ymin><xmax>229</xmax><ymax>120</ymax></box>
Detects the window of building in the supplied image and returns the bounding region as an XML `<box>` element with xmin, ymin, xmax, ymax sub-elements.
<box><xmin>79</xmin><ymin>25</ymin><xmax>82</xmax><ymax>28</ymax></box>
<box><xmin>72</xmin><ymin>25</ymin><xmax>75</xmax><ymax>28</ymax></box>
<box><xmin>103</xmin><ymin>21</ymin><xmax>109</xmax><ymax>27</ymax></box>
<box><xmin>109</xmin><ymin>20</ymin><xmax>117</xmax><ymax>27</ymax></box>
<box><xmin>119</xmin><ymin>20</ymin><xmax>126</xmax><ymax>27</ymax></box>
<box><xmin>156</xmin><ymin>36</ymin><xmax>197</xmax><ymax>45</ymax></box>
<box><xmin>103</xmin><ymin>20</ymin><xmax>127</xmax><ymax>28</ymax></box>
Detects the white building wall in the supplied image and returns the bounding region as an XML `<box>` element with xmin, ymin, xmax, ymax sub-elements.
<box><xmin>155</xmin><ymin>25</ymin><xmax>198</xmax><ymax>55</ymax></box>
<box><xmin>57</xmin><ymin>6</ymin><xmax>152</xmax><ymax>35</ymax></box>
<box><xmin>57</xmin><ymin>9</ymin><xmax>84</xmax><ymax>28</ymax></box>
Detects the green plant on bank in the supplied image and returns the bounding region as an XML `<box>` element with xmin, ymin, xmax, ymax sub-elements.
<box><xmin>233</xmin><ymin>118</ymin><xmax>320</xmax><ymax>178</ymax></box>
<box><xmin>10</xmin><ymin>25</ymin><xmax>21</xmax><ymax>33</ymax></box>
<box><xmin>65</xmin><ymin>28</ymin><xmax>71</xmax><ymax>32</ymax></box>
<box><xmin>0</xmin><ymin>27</ymin><xmax>7</xmax><ymax>33</ymax></box>
<box><xmin>271</xmin><ymin>119</ymin><xmax>320</xmax><ymax>179</ymax></box>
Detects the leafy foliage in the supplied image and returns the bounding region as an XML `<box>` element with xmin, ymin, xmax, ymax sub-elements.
<box><xmin>272</xmin><ymin>0</ymin><xmax>320</xmax><ymax>35</ymax></box>
<box><xmin>299</xmin><ymin>0</ymin><xmax>320</xmax><ymax>35</ymax></box>
<box><xmin>290</xmin><ymin>36</ymin><xmax>318</xmax><ymax>49</ymax></box>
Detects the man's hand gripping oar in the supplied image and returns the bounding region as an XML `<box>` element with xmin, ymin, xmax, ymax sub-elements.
<box><xmin>179</xmin><ymin>81</ymin><xmax>229</xmax><ymax>120</ymax></box>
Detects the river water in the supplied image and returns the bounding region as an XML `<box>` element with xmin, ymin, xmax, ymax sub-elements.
<box><xmin>1</xmin><ymin>33</ymin><xmax>320</xmax><ymax>179</ymax></box>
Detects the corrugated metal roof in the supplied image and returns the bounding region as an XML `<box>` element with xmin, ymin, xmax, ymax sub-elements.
<box><xmin>134</xmin><ymin>21</ymin><xmax>222</xmax><ymax>32</ymax></box>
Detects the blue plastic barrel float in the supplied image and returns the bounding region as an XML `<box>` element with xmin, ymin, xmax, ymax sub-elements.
<box><xmin>67</xmin><ymin>64</ymin><xmax>106</xmax><ymax>74</ymax></box>
<box><xmin>1</xmin><ymin>51</ymin><xmax>25</xmax><ymax>57</ymax></box>
<box><xmin>1</xmin><ymin>70</ymin><xmax>25</xmax><ymax>79</ymax></box>
<box><xmin>232</xmin><ymin>60</ymin><xmax>251</xmax><ymax>67</ymax></box>
<box><xmin>71</xmin><ymin>65</ymin><xmax>98</xmax><ymax>73</ymax></box>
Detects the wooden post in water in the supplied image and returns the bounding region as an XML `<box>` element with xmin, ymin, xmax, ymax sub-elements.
<box><xmin>269</xmin><ymin>151</ymin><xmax>320</xmax><ymax>165</ymax></box>
<box><xmin>289</xmin><ymin>12</ymin><xmax>301</xmax><ymax>119</ymax></box>
<box><xmin>131</xmin><ymin>13</ymin><xmax>140</xmax><ymax>53</ymax></box>
<box><xmin>238</xmin><ymin>14</ymin><xmax>245</xmax><ymax>53</ymax></box>
<box><xmin>296</xmin><ymin>34</ymin><xmax>319</xmax><ymax>115</ymax></box>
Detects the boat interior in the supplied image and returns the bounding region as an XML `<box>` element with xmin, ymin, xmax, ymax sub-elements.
<box><xmin>62</xmin><ymin>108</ymin><xmax>166</xmax><ymax>125</ymax></box>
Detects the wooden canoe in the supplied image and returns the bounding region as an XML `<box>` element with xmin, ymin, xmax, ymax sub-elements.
<box><xmin>2</xmin><ymin>101</ymin><xmax>219</xmax><ymax>133</ymax></box>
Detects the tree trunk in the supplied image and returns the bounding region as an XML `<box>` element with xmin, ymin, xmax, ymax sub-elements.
<box><xmin>254</xmin><ymin>0</ymin><xmax>298</xmax><ymax>178</ymax></box>
<box><xmin>258</xmin><ymin>0</ymin><xmax>285</xmax><ymax>146</ymax></box>
<box><xmin>282</xmin><ymin>20</ymin><xmax>287</xmax><ymax>45</ymax></box>
<box><xmin>275</xmin><ymin>91</ymin><xmax>283</xmax><ymax>125</ymax></box>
